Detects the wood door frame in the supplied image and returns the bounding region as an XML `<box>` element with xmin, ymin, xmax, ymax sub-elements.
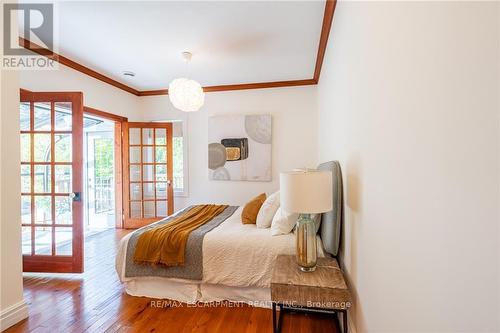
<box><xmin>20</xmin><ymin>89</ymin><xmax>84</xmax><ymax>273</ymax></box>
<box><xmin>123</xmin><ymin>122</ymin><xmax>174</xmax><ymax>229</ymax></box>
<box><xmin>83</xmin><ymin>106</ymin><xmax>127</xmax><ymax>229</ymax></box>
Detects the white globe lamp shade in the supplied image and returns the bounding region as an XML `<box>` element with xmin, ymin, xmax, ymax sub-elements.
<box><xmin>168</xmin><ymin>78</ymin><xmax>205</xmax><ymax>112</ymax></box>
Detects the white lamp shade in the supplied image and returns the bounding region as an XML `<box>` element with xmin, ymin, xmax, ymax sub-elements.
<box><xmin>280</xmin><ymin>170</ymin><xmax>332</xmax><ymax>214</ymax></box>
<box><xmin>168</xmin><ymin>78</ymin><xmax>205</xmax><ymax>112</ymax></box>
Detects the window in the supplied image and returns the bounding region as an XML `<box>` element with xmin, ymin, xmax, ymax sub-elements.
<box><xmin>173</xmin><ymin>136</ymin><xmax>183</xmax><ymax>191</ymax></box>
<box><xmin>172</xmin><ymin>121</ymin><xmax>188</xmax><ymax>196</ymax></box>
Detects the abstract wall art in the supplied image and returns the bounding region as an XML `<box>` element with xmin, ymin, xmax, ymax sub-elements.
<box><xmin>208</xmin><ymin>114</ymin><xmax>272</xmax><ymax>182</ymax></box>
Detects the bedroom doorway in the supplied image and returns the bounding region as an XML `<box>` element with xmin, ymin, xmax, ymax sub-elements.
<box><xmin>83</xmin><ymin>117</ymin><xmax>116</xmax><ymax>235</ymax></box>
<box><xmin>83</xmin><ymin>107</ymin><xmax>127</xmax><ymax>231</ymax></box>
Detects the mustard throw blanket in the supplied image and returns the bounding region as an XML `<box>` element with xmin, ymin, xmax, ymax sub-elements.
<box><xmin>134</xmin><ymin>205</ymin><xmax>228</xmax><ymax>266</ymax></box>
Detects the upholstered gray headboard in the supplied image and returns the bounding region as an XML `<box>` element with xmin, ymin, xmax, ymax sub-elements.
<box><xmin>317</xmin><ymin>161</ymin><xmax>343</xmax><ymax>257</ymax></box>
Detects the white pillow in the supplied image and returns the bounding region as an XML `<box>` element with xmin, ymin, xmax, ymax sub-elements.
<box><xmin>270</xmin><ymin>207</ymin><xmax>299</xmax><ymax>236</ymax></box>
<box><xmin>256</xmin><ymin>191</ymin><xmax>280</xmax><ymax>229</ymax></box>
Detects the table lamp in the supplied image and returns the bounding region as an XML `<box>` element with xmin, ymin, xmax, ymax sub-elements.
<box><xmin>280</xmin><ymin>170</ymin><xmax>332</xmax><ymax>272</ymax></box>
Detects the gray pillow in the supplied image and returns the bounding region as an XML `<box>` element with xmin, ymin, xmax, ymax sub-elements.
<box><xmin>292</xmin><ymin>214</ymin><xmax>322</xmax><ymax>234</ymax></box>
<box><xmin>311</xmin><ymin>213</ymin><xmax>322</xmax><ymax>234</ymax></box>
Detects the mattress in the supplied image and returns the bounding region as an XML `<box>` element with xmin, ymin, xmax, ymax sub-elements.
<box><xmin>116</xmin><ymin>207</ymin><xmax>325</xmax><ymax>302</ymax></box>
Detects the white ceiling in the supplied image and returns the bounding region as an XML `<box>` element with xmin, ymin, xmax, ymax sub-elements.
<box><xmin>22</xmin><ymin>1</ymin><xmax>325</xmax><ymax>91</ymax></box>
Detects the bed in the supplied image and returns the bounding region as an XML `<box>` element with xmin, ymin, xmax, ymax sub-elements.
<box><xmin>116</xmin><ymin>161</ymin><xmax>343</xmax><ymax>306</ymax></box>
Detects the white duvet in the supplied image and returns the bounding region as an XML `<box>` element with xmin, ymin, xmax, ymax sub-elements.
<box><xmin>117</xmin><ymin>207</ymin><xmax>324</xmax><ymax>288</ymax></box>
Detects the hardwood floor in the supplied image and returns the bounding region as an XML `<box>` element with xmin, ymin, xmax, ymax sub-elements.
<box><xmin>6</xmin><ymin>229</ymin><xmax>338</xmax><ymax>333</ymax></box>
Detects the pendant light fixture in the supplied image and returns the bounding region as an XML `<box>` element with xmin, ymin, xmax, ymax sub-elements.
<box><xmin>168</xmin><ymin>52</ymin><xmax>205</xmax><ymax>112</ymax></box>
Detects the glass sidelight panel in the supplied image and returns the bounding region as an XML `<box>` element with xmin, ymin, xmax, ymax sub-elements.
<box><xmin>55</xmin><ymin>134</ymin><xmax>72</xmax><ymax>162</ymax></box>
<box><xmin>20</xmin><ymin>134</ymin><xmax>31</xmax><ymax>162</ymax></box>
<box><xmin>130</xmin><ymin>147</ymin><xmax>140</xmax><ymax>163</ymax></box>
<box><xmin>35</xmin><ymin>196</ymin><xmax>52</xmax><ymax>224</ymax></box>
<box><xmin>34</xmin><ymin>165</ymin><xmax>51</xmax><ymax>193</ymax></box>
<box><xmin>156</xmin><ymin>201</ymin><xmax>167</xmax><ymax>217</ymax></box>
<box><xmin>55</xmin><ymin>196</ymin><xmax>72</xmax><ymax>224</ymax></box>
<box><xmin>155</xmin><ymin>147</ymin><xmax>166</xmax><ymax>163</ymax></box>
<box><xmin>54</xmin><ymin>102</ymin><xmax>72</xmax><ymax>131</ymax></box>
<box><xmin>55</xmin><ymin>227</ymin><xmax>72</xmax><ymax>255</ymax></box>
<box><xmin>129</xmin><ymin>128</ymin><xmax>140</xmax><ymax>145</ymax></box>
<box><xmin>156</xmin><ymin>182</ymin><xmax>167</xmax><ymax>199</ymax></box>
<box><xmin>21</xmin><ymin>196</ymin><xmax>31</xmax><ymax>224</ymax></box>
<box><xmin>55</xmin><ymin>165</ymin><xmax>72</xmax><ymax>193</ymax></box>
<box><xmin>143</xmin><ymin>183</ymin><xmax>154</xmax><ymax>200</ymax></box>
<box><xmin>155</xmin><ymin>165</ymin><xmax>167</xmax><ymax>181</ymax></box>
<box><xmin>34</xmin><ymin>103</ymin><xmax>51</xmax><ymax>131</ymax></box>
<box><xmin>20</xmin><ymin>103</ymin><xmax>30</xmax><ymax>130</ymax></box>
<box><xmin>34</xmin><ymin>134</ymin><xmax>51</xmax><ymax>162</ymax></box>
<box><xmin>142</xmin><ymin>128</ymin><xmax>154</xmax><ymax>145</ymax></box>
<box><xmin>142</xmin><ymin>147</ymin><xmax>154</xmax><ymax>163</ymax></box>
<box><xmin>130</xmin><ymin>183</ymin><xmax>142</xmax><ymax>201</ymax></box>
<box><xmin>155</xmin><ymin>128</ymin><xmax>166</xmax><ymax>145</ymax></box>
<box><xmin>143</xmin><ymin>165</ymin><xmax>154</xmax><ymax>181</ymax></box>
<box><xmin>34</xmin><ymin>226</ymin><xmax>52</xmax><ymax>255</ymax></box>
<box><xmin>130</xmin><ymin>165</ymin><xmax>141</xmax><ymax>182</ymax></box>
<box><xmin>22</xmin><ymin>226</ymin><xmax>31</xmax><ymax>255</ymax></box>
<box><xmin>21</xmin><ymin>165</ymin><xmax>31</xmax><ymax>193</ymax></box>
<box><xmin>130</xmin><ymin>202</ymin><xmax>142</xmax><ymax>218</ymax></box>
<box><xmin>143</xmin><ymin>201</ymin><xmax>155</xmax><ymax>218</ymax></box>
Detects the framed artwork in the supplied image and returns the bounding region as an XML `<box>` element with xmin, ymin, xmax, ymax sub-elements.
<box><xmin>208</xmin><ymin>114</ymin><xmax>272</xmax><ymax>182</ymax></box>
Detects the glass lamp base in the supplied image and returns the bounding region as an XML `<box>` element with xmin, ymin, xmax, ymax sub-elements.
<box><xmin>299</xmin><ymin>265</ymin><xmax>316</xmax><ymax>272</ymax></box>
<box><xmin>296</xmin><ymin>213</ymin><xmax>318</xmax><ymax>273</ymax></box>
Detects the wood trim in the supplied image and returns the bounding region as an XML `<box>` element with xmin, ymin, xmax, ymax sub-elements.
<box><xmin>83</xmin><ymin>106</ymin><xmax>128</xmax><ymax>122</ymax></box>
<box><xmin>23</xmin><ymin>255</ymin><xmax>75</xmax><ymax>273</ymax></box>
<box><xmin>19</xmin><ymin>37</ymin><xmax>140</xmax><ymax>96</ymax></box>
<box><xmin>122</xmin><ymin>217</ymin><xmax>163</xmax><ymax>230</ymax></box>
<box><xmin>72</xmin><ymin>92</ymin><xmax>84</xmax><ymax>273</ymax></box>
<box><xmin>122</xmin><ymin>122</ymin><xmax>130</xmax><ymax>223</ymax></box>
<box><xmin>166</xmin><ymin>124</ymin><xmax>174</xmax><ymax>215</ymax></box>
<box><xmin>137</xmin><ymin>89</ymin><xmax>169</xmax><ymax>97</ymax></box>
<box><xmin>203</xmin><ymin>79</ymin><xmax>318</xmax><ymax>92</ymax></box>
<box><xmin>138</xmin><ymin>79</ymin><xmax>318</xmax><ymax>96</ymax></box>
<box><xmin>313</xmin><ymin>0</ymin><xmax>336</xmax><ymax>82</ymax></box>
<box><xmin>114</xmin><ymin>121</ymin><xmax>124</xmax><ymax>229</ymax></box>
<box><xmin>19</xmin><ymin>1</ymin><xmax>337</xmax><ymax>96</ymax></box>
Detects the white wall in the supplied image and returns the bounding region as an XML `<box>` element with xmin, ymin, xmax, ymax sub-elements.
<box><xmin>317</xmin><ymin>1</ymin><xmax>500</xmax><ymax>332</ymax></box>
<box><xmin>0</xmin><ymin>2</ymin><xmax>28</xmax><ymax>330</ymax></box>
<box><xmin>140</xmin><ymin>86</ymin><xmax>318</xmax><ymax>210</ymax></box>
<box><xmin>20</xmin><ymin>65</ymin><xmax>142</xmax><ymax>121</ymax></box>
<box><xmin>0</xmin><ymin>65</ymin><xmax>28</xmax><ymax>332</ymax></box>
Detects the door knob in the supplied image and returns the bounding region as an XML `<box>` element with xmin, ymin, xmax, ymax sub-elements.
<box><xmin>69</xmin><ymin>192</ymin><xmax>81</xmax><ymax>201</ymax></box>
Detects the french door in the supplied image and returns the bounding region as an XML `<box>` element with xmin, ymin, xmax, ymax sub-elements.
<box><xmin>123</xmin><ymin>122</ymin><xmax>174</xmax><ymax>229</ymax></box>
<box><xmin>20</xmin><ymin>90</ymin><xmax>84</xmax><ymax>273</ymax></box>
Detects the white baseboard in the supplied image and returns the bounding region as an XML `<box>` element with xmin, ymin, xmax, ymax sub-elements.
<box><xmin>0</xmin><ymin>300</ymin><xmax>28</xmax><ymax>332</ymax></box>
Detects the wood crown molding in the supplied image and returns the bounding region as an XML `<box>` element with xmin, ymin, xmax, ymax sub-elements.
<box><xmin>20</xmin><ymin>0</ymin><xmax>335</xmax><ymax>96</ymax></box>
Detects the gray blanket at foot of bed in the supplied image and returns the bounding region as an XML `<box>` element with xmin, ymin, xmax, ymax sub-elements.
<box><xmin>124</xmin><ymin>205</ymin><xmax>238</xmax><ymax>280</ymax></box>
